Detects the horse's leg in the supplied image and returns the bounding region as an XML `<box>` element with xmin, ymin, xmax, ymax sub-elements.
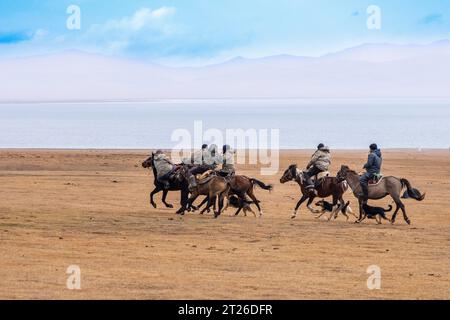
<box><xmin>161</xmin><ymin>189</ymin><xmax>173</xmax><ymax>208</ymax></box>
<box><xmin>306</xmin><ymin>196</ymin><xmax>319</xmax><ymax>214</ymax></box>
<box><xmin>292</xmin><ymin>194</ymin><xmax>309</xmax><ymax>219</ymax></box>
<box><xmin>150</xmin><ymin>187</ymin><xmax>160</xmax><ymax>208</ymax></box>
<box><xmin>177</xmin><ymin>189</ymin><xmax>189</xmax><ymax>215</ymax></box>
<box><xmin>392</xmin><ymin>195</ymin><xmax>410</xmax><ymax>225</ymax></box>
<box><xmin>201</xmin><ymin>195</ymin><xmax>213</xmax><ymax>215</ymax></box>
<box><xmin>356</xmin><ymin>198</ymin><xmax>364</xmax><ymax>223</ymax></box>
<box><xmin>188</xmin><ymin>194</ymin><xmax>200</xmax><ymax>212</ymax></box>
<box><xmin>247</xmin><ymin>188</ymin><xmax>262</xmax><ymax>217</ymax></box>
<box><xmin>234</xmin><ymin>193</ymin><xmax>246</xmax><ymax>216</ymax></box>
<box><xmin>193</xmin><ymin>196</ymin><xmax>208</xmax><ymax>212</ymax></box>
<box><xmin>391</xmin><ymin>203</ymin><xmax>400</xmax><ymax>224</ymax></box>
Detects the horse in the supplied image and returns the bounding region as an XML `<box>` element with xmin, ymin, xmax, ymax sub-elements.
<box><xmin>179</xmin><ymin>166</ymin><xmax>230</xmax><ymax>218</ymax></box>
<box><xmin>336</xmin><ymin>165</ymin><xmax>425</xmax><ymax>225</ymax></box>
<box><xmin>187</xmin><ymin>173</ymin><xmax>273</xmax><ymax>218</ymax></box>
<box><xmin>141</xmin><ymin>153</ymin><xmax>190</xmax><ymax>214</ymax></box>
<box><xmin>226</xmin><ymin>175</ymin><xmax>273</xmax><ymax>217</ymax></box>
<box><xmin>188</xmin><ymin>172</ymin><xmax>273</xmax><ymax>217</ymax></box>
<box><xmin>280</xmin><ymin>164</ymin><xmax>350</xmax><ymax>220</ymax></box>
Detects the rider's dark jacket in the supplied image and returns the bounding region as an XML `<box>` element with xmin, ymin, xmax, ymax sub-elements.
<box><xmin>363</xmin><ymin>149</ymin><xmax>382</xmax><ymax>175</ymax></box>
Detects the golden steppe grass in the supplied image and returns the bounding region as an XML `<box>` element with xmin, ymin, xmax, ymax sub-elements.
<box><xmin>0</xmin><ymin>149</ymin><xmax>449</xmax><ymax>299</ymax></box>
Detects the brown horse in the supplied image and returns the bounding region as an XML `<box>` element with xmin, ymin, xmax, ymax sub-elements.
<box><xmin>336</xmin><ymin>165</ymin><xmax>425</xmax><ymax>225</ymax></box>
<box><xmin>280</xmin><ymin>164</ymin><xmax>350</xmax><ymax>220</ymax></box>
<box><xmin>192</xmin><ymin>174</ymin><xmax>273</xmax><ymax>218</ymax></box>
<box><xmin>179</xmin><ymin>166</ymin><xmax>230</xmax><ymax>217</ymax></box>
<box><xmin>226</xmin><ymin>175</ymin><xmax>273</xmax><ymax>217</ymax></box>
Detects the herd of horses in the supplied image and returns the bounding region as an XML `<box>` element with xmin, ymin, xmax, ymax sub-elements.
<box><xmin>142</xmin><ymin>153</ymin><xmax>425</xmax><ymax>224</ymax></box>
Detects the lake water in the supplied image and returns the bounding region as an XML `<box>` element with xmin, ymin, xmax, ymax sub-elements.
<box><xmin>0</xmin><ymin>99</ymin><xmax>449</xmax><ymax>149</ymax></box>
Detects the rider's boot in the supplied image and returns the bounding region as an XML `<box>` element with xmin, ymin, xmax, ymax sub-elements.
<box><xmin>304</xmin><ymin>174</ymin><xmax>317</xmax><ymax>195</ymax></box>
<box><xmin>360</xmin><ymin>183</ymin><xmax>369</xmax><ymax>203</ymax></box>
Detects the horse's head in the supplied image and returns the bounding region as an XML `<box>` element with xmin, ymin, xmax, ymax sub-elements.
<box><xmin>336</xmin><ymin>165</ymin><xmax>351</xmax><ymax>181</ymax></box>
<box><xmin>280</xmin><ymin>164</ymin><xmax>298</xmax><ymax>184</ymax></box>
<box><xmin>142</xmin><ymin>153</ymin><xmax>155</xmax><ymax>169</ymax></box>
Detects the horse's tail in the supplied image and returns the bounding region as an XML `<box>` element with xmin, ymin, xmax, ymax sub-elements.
<box><xmin>250</xmin><ymin>178</ymin><xmax>273</xmax><ymax>192</ymax></box>
<box><xmin>384</xmin><ymin>205</ymin><xmax>393</xmax><ymax>212</ymax></box>
<box><xmin>400</xmin><ymin>178</ymin><xmax>425</xmax><ymax>201</ymax></box>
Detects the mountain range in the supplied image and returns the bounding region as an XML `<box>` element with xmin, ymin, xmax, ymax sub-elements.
<box><xmin>1</xmin><ymin>40</ymin><xmax>450</xmax><ymax>102</ymax></box>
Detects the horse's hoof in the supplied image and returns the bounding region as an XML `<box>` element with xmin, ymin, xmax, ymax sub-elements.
<box><xmin>165</xmin><ymin>204</ymin><xmax>174</xmax><ymax>209</ymax></box>
<box><xmin>151</xmin><ymin>203</ymin><xmax>157</xmax><ymax>209</ymax></box>
<box><xmin>406</xmin><ymin>220</ymin><xmax>411</xmax><ymax>225</ymax></box>
<box><xmin>291</xmin><ymin>215</ymin><xmax>296</xmax><ymax>219</ymax></box>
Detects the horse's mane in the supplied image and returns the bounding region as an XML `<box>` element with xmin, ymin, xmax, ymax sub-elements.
<box><xmin>341</xmin><ymin>165</ymin><xmax>358</xmax><ymax>176</ymax></box>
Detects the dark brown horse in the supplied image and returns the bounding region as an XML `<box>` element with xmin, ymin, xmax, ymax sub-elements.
<box><xmin>336</xmin><ymin>165</ymin><xmax>425</xmax><ymax>224</ymax></box>
<box><xmin>142</xmin><ymin>153</ymin><xmax>190</xmax><ymax>214</ymax></box>
<box><xmin>280</xmin><ymin>164</ymin><xmax>349</xmax><ymax>219</ymax></box>
<box><xmin>226</xmin><ymin>175</ymin><xmax>273</xmax><ymax>217</ymax></box>
<box><xmin>189</xmin><ymin>174</ymin><xmax>273</xmax><ymax>218</ymax></box>
<box><xmin>179</xmin><ymin>167</ymin><xmax>230</xmax><ymax>217</ymax></box>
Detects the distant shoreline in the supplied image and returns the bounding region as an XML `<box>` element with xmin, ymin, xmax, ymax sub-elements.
<box><xmin>1</xmin><ymin>97</ymin><xmax>450</xmax><ymax>105</ymax></box>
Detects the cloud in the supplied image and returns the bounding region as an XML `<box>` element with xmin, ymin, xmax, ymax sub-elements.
<box><xmin>0</xmin><ymin>31</ymin><xmax>33</xmax><ymax>44</ymax></box>
<box><xmin>0</xmin><ymin>29</ymin><xmax>47</xmax><ymax>44</ymax></box>
<box><xmin>82</xmin><ymin>7</ymin><xmax>178</xmax><ymax>55</ymax></box>
<box><xmin>419</xmin><ymin>13</ymin><xmax>444</xmax><ymax>25</ymax></box>
<box><xmin>99</xmin><ymin>7</ymin><xmax>176</xmax><ymax>32</ymax></box>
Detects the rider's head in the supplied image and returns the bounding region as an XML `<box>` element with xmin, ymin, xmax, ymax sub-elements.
<box><xmin>223</xmin><ymin>144</ymin><xmax>231</xmax><ymax>154</ymax></box>
<box><xmin>317</xmin><ymin>143</ymin><xmax>325</xmax><ymax>150</ymax></box>
<box><xmin>201</xmin><ymin>144</ymin><xmax>208</xmax><ymax>150</ymax></box>
<box><xmin>209</xmin><ymin>144</ymin><xmax>217</xmax><ymax>156</ymax></box>
<box><xmin>369</xmin><ymin>143</ymin><xmax>378</xmax><ymax>151</ymax></box>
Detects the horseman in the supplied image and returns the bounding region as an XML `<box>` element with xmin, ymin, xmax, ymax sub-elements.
<box><xmin>219</xmin><ymin>144</ymin><xmax>235</xmax><ymax>178</ymax></box>
<box><xmin>187</xmin><ymin>144</ymin><xmax>219</xmax><ymax>190</ymax></box>
<box><xmin>190</xmin><ymin>144</ymin><xmax>209</xmax><ymax>165</ymax></box>
<box><xmin>359</xmin><ymin>143</ymin><xmax>382</xmax><ymax>202</ymax></box>
<box><xmin>153</xmin><ymin>150</ymin><xmax>178</xmax><ymax>189</ymax></box>
<box><xmin>304</xmin><ymin>143</ymin><xmax>331</xmax><ymax>194</ymax></box>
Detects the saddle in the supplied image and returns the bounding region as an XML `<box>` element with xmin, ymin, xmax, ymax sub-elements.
<box><xmin>195</xmin><ymin>170</ymin><xmax>216</xmax><ymax>185</ymax></box>
<box><xmin>315</xmin><ymin>171</ymin><xmax>330</xmax><ymax>180</ymax></box>
<box><xmin>368</xmin><ymin>173</ymin><xmax>383</xmax><ymax>185</ymax></box>
<box><xmin>310</xmin><ymin>171</ymin><xmax>330</xmax><ymax>187</ymax></box>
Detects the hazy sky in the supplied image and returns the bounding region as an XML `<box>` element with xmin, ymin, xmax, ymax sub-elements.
<box><xmin>1</xmin><ymin>0</ymin><xmax>449</xmax><ymax>65</ymax></box>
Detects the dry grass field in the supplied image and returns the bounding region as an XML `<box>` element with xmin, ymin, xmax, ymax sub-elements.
<box><xmin>0</xmin><ymin>149</ymin><xmax>449</xmax><ymax>299</ymax></box>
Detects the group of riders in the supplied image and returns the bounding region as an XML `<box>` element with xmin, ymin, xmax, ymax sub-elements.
<box><xmin>152</xmin><ymin>144</ymin><xmax>236</xmax><ymax>189</ymax></box>
<box><xmin>303</xmin><ymin>142</ymin><xmax>382</xmax><ymax>202</ymax></box>
<box><xmin>152</xmin><ymin>142</ymin><xmax>383</xmax><ymax>203</ymax></box>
